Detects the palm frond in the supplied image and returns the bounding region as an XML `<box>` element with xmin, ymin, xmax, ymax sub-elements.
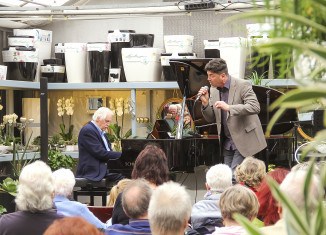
<box><xmin>267</xmin><ymin>178</ymin><xmax>310</xmax><ymax>234</ymax></box>
<box><xmin>233</xmin><ymin>214</ymin><xmax>262</xmax><ymax>235</ymax></box>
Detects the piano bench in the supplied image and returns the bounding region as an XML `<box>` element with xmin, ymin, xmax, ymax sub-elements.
<box><xmin>73</xmin><ymin>178</ymin><xmax>115</xmax><ymax>206</ymax></box>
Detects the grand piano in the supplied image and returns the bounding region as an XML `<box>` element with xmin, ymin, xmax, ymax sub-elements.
<box><xmin>110</xmin><ymin>58</ymin><xmax>297</xmax><ymax>177</ymax></box>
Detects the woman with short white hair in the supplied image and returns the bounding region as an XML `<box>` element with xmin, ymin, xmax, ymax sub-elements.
<box><xmin>0</xmin><ymin>160</ymin><xmax>64</xmax><ymax>235</ymax></box>
<box><xmin>52</xmin><ymin>168</ymin><xmax>108</xmax><ymax>229</ymax></box>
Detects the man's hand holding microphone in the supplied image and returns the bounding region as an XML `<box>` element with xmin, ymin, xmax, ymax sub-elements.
<box><xmin>197</xmin><ymin>86</ymin><xmax>230</xmax><ymax>111</ymax></box>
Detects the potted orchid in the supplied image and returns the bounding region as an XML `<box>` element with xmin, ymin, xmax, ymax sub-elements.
<box><xmin>57</xmin><ymin>97</ymin><xmax>75</xmax><ymax>143</ymax></box>
<box><xmin>2</xmin><ymin>113</ymin><xmax>18</xmax><ymax>146</ymax></box>
<box><xmin>107</xmin><ymin>97</ymin><xmax>132</xmax><ymax>151</ymax></box>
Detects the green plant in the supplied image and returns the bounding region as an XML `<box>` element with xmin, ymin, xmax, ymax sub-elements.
<box><xmin>65</xmin><ymin>135</ymin><xmax>78</xmax><ymax>145</ymax></box>
<box><xmin>246</xmin><ymin>70</ymin><xmax>269</xmax><ymax>86</ymax></box>
<box><xmin>0</xmin><ymin>177</ymin><xmax>18</xmax><ymax>197</ymax></box>
<box><xmin>0</xmin><ymin>205</ymin><xmax>6</xmax><ymax>214</ymax></box>
<box><xmin>32</xmin><ymin>135</ymin><xmax>41</xmax><ymax>146</ymax></box>
<box><xmin>48</xmin><ymin>149</ymin><xmax>77</xmax><ymax>171</ymax></box>
<box><xmin>225</xmin><ymin>0</ymin><xmax>326</xmax><ymax>234</ymax></box>
<box><xmin>11</xmin><ymin>134</ymin><xmax>35</xmax><ymax>178</ymax></box>
<box><xmin>49</xmin><ymin>134</ymin><xmax>64</xmax><ymax>146</ymax></box>
<box><xmin>0</xmin><ymin>177</ymin><xmax>18</xmax><ymax>215</ymax></box>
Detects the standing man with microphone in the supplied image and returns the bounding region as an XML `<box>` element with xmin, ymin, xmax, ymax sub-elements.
<box><xmin>198</xmin><ymin>58</ymin><xmax>267</xmax><ymax>172</ymax></box>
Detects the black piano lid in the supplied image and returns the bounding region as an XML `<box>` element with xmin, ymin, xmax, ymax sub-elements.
<box><xmin>169</xmin><ymin>58</ymin><xmax>297</xmax><ymax>135</ymax></box>
<box><xmin>252</xmin><ymin>85</ymin><xmax>297</xmax><ymax>135</ymax></box>
<box><xmin>170</xmin><ymin>58</ymin><xmax>211</xmax><ymax>99</ymax></box>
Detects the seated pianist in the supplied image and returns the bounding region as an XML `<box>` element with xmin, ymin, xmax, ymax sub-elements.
<box><xmin>76</xmin><ymin>107</ymin><xmax>125</xmax><ymax>182</ymax></box>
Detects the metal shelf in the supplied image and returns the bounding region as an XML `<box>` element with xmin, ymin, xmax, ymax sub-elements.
<box><xmin>0</xmin><ymin>80</ymin><xmax>40</xmax><ymax>90</ymax></box>
<box><xmin>0</xmin><ymin>152</ymin><xmax>40</xmax><ymax>162</ymax></box>
<box><xmin>0</xmin><ymin>79</ymin><xmax>298</xmax><ymax>90</ymax></box>
<box><xmin>0</xmin><ymin>80</ymin><xmax>180</xmax><ymax>90</ymax></box>
<box><xmin>260</xmin><ymin>79</ymin><xmax>298</xmax><ymax>88</ymax></box>
<box><xmin>47</xmin><ymin>81</ymin><xmax>180</xmax><ymax>90</ymax></box>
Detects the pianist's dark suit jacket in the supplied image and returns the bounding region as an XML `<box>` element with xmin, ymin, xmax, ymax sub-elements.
<box><xmin>76</xmin><ymin>121</ymin><xmax>121</xmax><ymax>181</ymax></box>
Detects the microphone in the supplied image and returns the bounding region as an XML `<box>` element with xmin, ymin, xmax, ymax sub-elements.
<box><xmin>195</xmin><ymin>86</ymin><xmax>209</xmax><ymax>102</ymax></box>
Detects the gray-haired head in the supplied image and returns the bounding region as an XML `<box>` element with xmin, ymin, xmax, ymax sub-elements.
<box><xmin>148</xmin><ymin>181</ymin><xmax>192</xmax><ymax>235</ymax></box>
<box><xmin>280</xmin><ymin>170</ymin><xmax>321</xmax><ymax>211</ymax></box>
<box><xmin>15</xmin><ymin>160</ymin><xmax>54</xmax><ymax>212</ymax></box>
<box><xmin>206</xmin><ymin>164</ymin><xmax>232</xmax><ymax>192</ymax></box>
<box><xmin>52</xmin><ymin>168</ymin><xmax>76</xmax><ymax>197</ymax></box>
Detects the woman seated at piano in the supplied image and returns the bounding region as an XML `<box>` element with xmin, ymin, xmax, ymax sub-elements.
<box><xmin>183</xmin><ymin>113</ymin><xmax>193</xmax><ymax>137</ymax></box>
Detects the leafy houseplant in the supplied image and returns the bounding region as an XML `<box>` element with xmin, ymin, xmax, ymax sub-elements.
<box><xmin>246</xmin><ymin>70</ymin><xmax>269</xmax><ymax>86</ymax></box>
<box><xmin>48</xmin><ymin>149</ymin><xmax>77</xmax><ymax>171</ymax></box>
<box><xmin>57</xmin><ymin>97</ymin><xmax>75</xmax><ymax>142</ymax></box>
<box><xmin>0</xmin><ymin>177</ymin><xmax>18</xmax><ymax>197</ymax></box>
<box><xmin>0</xmin><ymin>177</ymin><xmax>18</xmax><ymax>215</ymax></box>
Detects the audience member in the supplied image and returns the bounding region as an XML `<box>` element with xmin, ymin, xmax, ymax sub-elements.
<box><xmin>107</xmin><ymin>179</ymin><xmax>132</xmax><ymax>207</ymax></box>
<box><xmin>211</xmin><ymin>184</ymin><xmax>259</xmax><ymax>235</ymax></box>
<box><xmin>235</xmin><ymin>156</ymin><xmax>266</xmax><ymax>194</ymax></box>
<box><xmin>0</xmin><ymin>160</ymin><xmax>63</xmax><ymax>235</ymax></box>
<box><xmin>111</xmin><ymin>144</ymin><xmax>169</xmax><ymax>225</ymax></box>
<box><xmin>260</xmin><ymin>170</ymin><xmax>321</xmax><ymax>235</ymax></box>
<box><xmin>190</xmin><ymin>164</ymin><xmax>232</xmax><ymax>233</ymax></box>
<box><xmin>291</xmin><ymin>161</ymin><xmax>320</xmax><ymax>174</ymax></box>
<box><xmin>148</xmin><ymin>181</ymin><xmax>192</xmax><ymax>235</ymax></box>
<box><xmin>52</xmin><ymin>168</ymin><xmax>109</xmax><ymax>229</ymax></box>
<box><xmin>106</xmin><ymin>179</ymin><xmax>153</xmax><ymax>235</ymax></box>
<box><xmin>44</xmin><ymin>217</ymin><xmax>104</xmax><ymax>235</ymax></box>
<box><xmin>256</xmin><ymin>168</ymin><xmax>290</xmax><ymax>226</ymax></box>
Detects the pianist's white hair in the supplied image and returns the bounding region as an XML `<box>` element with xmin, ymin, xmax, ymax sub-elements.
<box><xmin>92</xmin><ymin>107</ymin><xmax>114</xmax><ymax>121</ymax></box>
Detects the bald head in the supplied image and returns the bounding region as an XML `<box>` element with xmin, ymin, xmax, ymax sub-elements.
<box><xmin>122</xmin><ymin>179</ymin><xmax>152</xmax><ymax>219</ymax></box>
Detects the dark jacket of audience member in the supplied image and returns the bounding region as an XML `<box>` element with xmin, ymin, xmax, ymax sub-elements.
<box><xmin>0</xmin><ymin>161</ymin><xmax>64</xmax><ymax>235</ymax></box>
<box><xmin>111</xmin><ymin>144</ymin><xmax>169</xmax><ymax>225</ymax></box>
<box><xmin>189</xmin><ymin>164</ymin><xmax>233</xmax><ymax>234</ymax></box>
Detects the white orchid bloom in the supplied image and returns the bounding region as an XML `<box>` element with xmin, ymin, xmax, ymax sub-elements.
<box><xmin>116</xmin><ymin>106</ymin><xmax>123</xmax><ymax>116</ymax></box>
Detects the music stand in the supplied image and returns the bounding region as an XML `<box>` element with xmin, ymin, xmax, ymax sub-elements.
<box><xmin>150</xmin><ymin>119</ymin><xmax>173</xmax><ymax>139</ymax></box>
